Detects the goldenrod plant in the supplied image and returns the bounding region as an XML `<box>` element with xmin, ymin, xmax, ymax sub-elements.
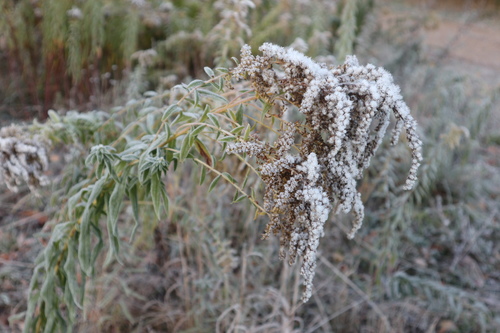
<box><xmin>0</xmin><ymin>43</ymin><xmax>421</xmax><ymax>331</ymax></box>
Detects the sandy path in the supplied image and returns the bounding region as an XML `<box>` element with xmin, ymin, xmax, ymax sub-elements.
<box><xmin>383</xmin><ymin>1</ymin><xmax>500</xmax><ymax>88</ymax></box>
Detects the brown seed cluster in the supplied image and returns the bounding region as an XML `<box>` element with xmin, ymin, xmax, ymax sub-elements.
<box><xmin>228</xmin><ymin>43</ymin><xmax>422</xmax><ymax>302</ymax></box>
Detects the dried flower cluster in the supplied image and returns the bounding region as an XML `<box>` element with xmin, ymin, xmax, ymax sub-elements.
<box><xmin>0</xmin><ymin>126</ymin><xmax>49</xmax><ymax>192</ymax></box>
<box><xmin>228</xmin><ymin>43</ymin><xmax>422</xmax><ymax>301</ymax></box>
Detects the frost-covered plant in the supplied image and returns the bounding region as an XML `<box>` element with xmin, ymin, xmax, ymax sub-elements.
<box><xmin>0</xmin><ymin>125</ymin><xmax>49</xmax><ymax>192</ymax></box>
<box><xmin>10</xmin><ymin>43</ymin><xmax>421</xmax><ymax>331</ymax></box>
<box><xmin>228</xmin><ymin>43</ymin><xmax>422</xmax><ymax>301</ymax></box>
<box><xmin>208</xmin><ymin>0</ymin><xmax>255</xmax><ymax>64</ymax></box>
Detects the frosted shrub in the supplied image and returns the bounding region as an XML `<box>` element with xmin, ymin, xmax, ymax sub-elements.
<box><xmin>228</xmin><ymin>43</ymin><xmax>422</xmax><ymax>301</ymax></box>
<box><xmin>4</xmin><ymin>43</ymin><xmax>421</xmax><ymax>331</ymax></box>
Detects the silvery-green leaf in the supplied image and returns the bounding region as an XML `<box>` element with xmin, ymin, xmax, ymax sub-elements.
<box><xmin>187</xmin><ymin>79</ymin><xmax>205</xmax><ymax>89</ymax></box>
<box><xmin>128</xmin><ymin>183</ymin><xmax>140</xmax><ymax>241</ymax></box>
<box><xmin>231</xmin><ymin>125</ymin><xmax>244</xmax><ymax>135</ymax></box>
<box><xmin>151</xmin><ymin>173</ymin><xmax>164</xmax><ymax>220</ymax></box>
<box><xmin>180</xmin><ymin>134</ymin><xmax>193</xmax><ymax>161</ymax></box>
<box><xmin>64</xmin><ymin>240</ymin><xmax>84</xmax><ymax>309</ymax></box>
<box><xmin>120</xmin><ymin>154</ymin><xmax>139</xmax><ymax>162</ymax></box>
<box><xmin>219</xmin><ymin>136</ymin><xmax>236</xmax><ymax>143</ymax></box>
<box><xmin>198</xmin><ymin>89</ymin><xmax>228</xmax><ymax>103</ymax></box>
<box><xmin>194</xmin><ymin>91</ymin><xmax>200</xmax><ymax>106</ymax></box>
<box><xmin>78</xmin><ymin>176</ymin><xmax>107</xmax><ymax>276</ymax></box>
<box><xmin>208</xmin><ymin>114</ymin><xmax>220</xmax><ymax>128</ymax></box>
<box><xmin>204</xmin><ymin>67</ymin><xmax>215</xmax><ymax>77</ymax></box>
<box><xmin>118</xmin><ymin>141</ymin><xmax>148</xmax><ymax>156</ymax></box>
<box><xmin>191</xmin><ymin>124</ymin><xmax>206</xmax><ymax>137</ymax></box>
<box><xmin>162</xmin><ymin>105</ymin><xmax>183</xmax><ymax>122</ymax></box>
<box><xmin>90</xmin><ymin>222</ymin><xmax>104</xmax><ymax>266</ymax></box>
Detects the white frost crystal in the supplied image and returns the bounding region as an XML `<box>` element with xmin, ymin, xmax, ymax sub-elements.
<box><xmin>227</xmin><ymin>43</ymin><xmax>423</xmax><ymax>302</ymax></box>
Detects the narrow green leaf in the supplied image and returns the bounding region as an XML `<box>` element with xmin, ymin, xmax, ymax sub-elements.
<box><xmin>90</xmin><ymin>222</ymin><xmax>104</xmax><ymax>266</ymax></box>
<box><xmin>233</xmin><ymin>194</ymin><xmax>247</xmax><ymax>203</ymax></box>
<box><xmin>42</xmin><ymin>303</ymin><xmax>57</xmax><ymax>333</ymax></box>
<box><xmin>107</xmin><ymin>178</ymin><xmax>128</xmax><ymax>263</ymax></box>
<box><xmin>219</xmin><ymin>136</ymin><xmax>236</xmax><ymax>143</ymax></box>
<box><xmin>241</xmin><ymin>170</ymin><xmax>250</xmax><ymax>188</ymax></box>
<box><xmin>162</xmin><ymin>104</ymin><xmax>182</xmax><ymax>122</ymax></box>
<box><xmin>128</xmin><ymin>183</ymin><xmax>140</xmax><ymax>241</ymax></box>
<box><xmin>120</xmin><ymin>154</ymin><xmax>139</xmax><ymax>162</ymax></box>
<box><xmin>220</xmin><ymin>146</ymin><xmax>228</xmax><ymax>160</ymax></box>
<box><xmin>96</xmin><ymin>163</ymin><xmax>105</xmax><ymax>179</ymax></box>
<box><xmin>208</xmin><ymin>113</ymin><xmax>220</xmax><ymax>128</ymax></box>
<box><xmin>78</xmin><ymin>176</ymin><xmax>107</xmax><ymax>276</ymax></box>
<box><xmin>231</xmin><ymin>125</ymin><xmax>245</xmax><ymax>135</ymax></box>
<box><xmin>191</xmin><ymin>124</ymin><xmax>206</xmax><ymax>137</ymax></box>
<box><xmin>172</xmin><ymin>112</ymin><xmax>197</xmax><ymax>126</ymax></box>
<box><xmin>151</xmin><ymin>173</ymin><xmax>164</xmax><ymax>220</ymax></box>
<box><xmin>222</xmin><ymin>172</ymin><xmax>236</xmax><ymax>184</ymax></box>
<box><xmin>194</xmin><ymin>91</ymin><xmax>200</xmax><ymax>106</ymax></box>
<box><xmin>64</xmin><ymin>279</ymin><xmax>77</xmax><ymax>323</ymax></box>
<box><xmin>217</xmin><ymin>77</ymin><xmax>224</xmax><ymax>91</ymax></box>
<box><xmin>243</xmin><ymin>124</ymin><xmax>253</xmax><ymax>140</ymax></box>
<box><xmin>40</xmin><ymin>274</ymin><xmax>55</xmax><ymax>313</ymax></box>
<box><xmin>250</xmin><ymin>188</ymin><xmax>260</xmax><ymax>210</ymax></box>
<box><xmin>210</xmin><ymin>81</ymin><xmax>221</xmax><ymax>91</ymax></box>
<box><xmin>200</xmin><ymin>104</ymin><xmax>211</xmax><ymax>122</ymax></box>
<box><xmin>166</xmin><ymin>137</ymin><xmax>176</xmax><ymax>163</ymax></box>
<box><xmin>108</xmin><ymin>179</ymin><xmax>128</xmax><ymax>236</ymax></box>
<box><xmin>199</xmin><ymin>166</ymin><xmax>207</xmax><ymax>185</ymax></box>
<box><xmin>68</xmin><ymin>189</ymin><xmax>83</xmax><ymax>220</ymax></box>
<box><xmin>180</xmin><ymin>134</ymin><xmax>193</xmax><ymax>161</ymax></box>
<box><xmin>64</xmin><ymin>240</ymin><xmax>84</xmax><ymax>309</ymax></box>
<box><xmin>160</xmin><ymin>185</ymin><xmax>170</xmax><ymax>216</ymax></box>
<box><xmin>236</xmin><ymin>105</ymin><xmax>244</xmax><ymax>125</ymax></box>
<box><xmin>198</xmin><ymin>88</ymin><xmax>228</xmax><ymax>103</ymax></box>
<box><xmin>105</xmin><ymin>159</ymin><xmax>119</xmax><ymax>183</ymax></box>
<box><xmin>209</xmin><ymin>175</ymin><xmax>221</xmax><ymax>193</ymax></box>
<box><xmin>232</xmin><ymin>190</ymin><xmax>239</xmax><ymax>202</ymax></box>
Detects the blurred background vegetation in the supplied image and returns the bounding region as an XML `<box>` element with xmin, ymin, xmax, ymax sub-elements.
<box><xmin>1</xmin><ymin>0</ymin><xmax>499</xmax><ymax>332</ymax></box>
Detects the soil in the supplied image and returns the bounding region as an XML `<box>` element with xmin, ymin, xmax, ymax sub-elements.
<box><xmin>383</xmin><ymin>0</ymin><xmax>500</xmax><ymax>88</ymax></box>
